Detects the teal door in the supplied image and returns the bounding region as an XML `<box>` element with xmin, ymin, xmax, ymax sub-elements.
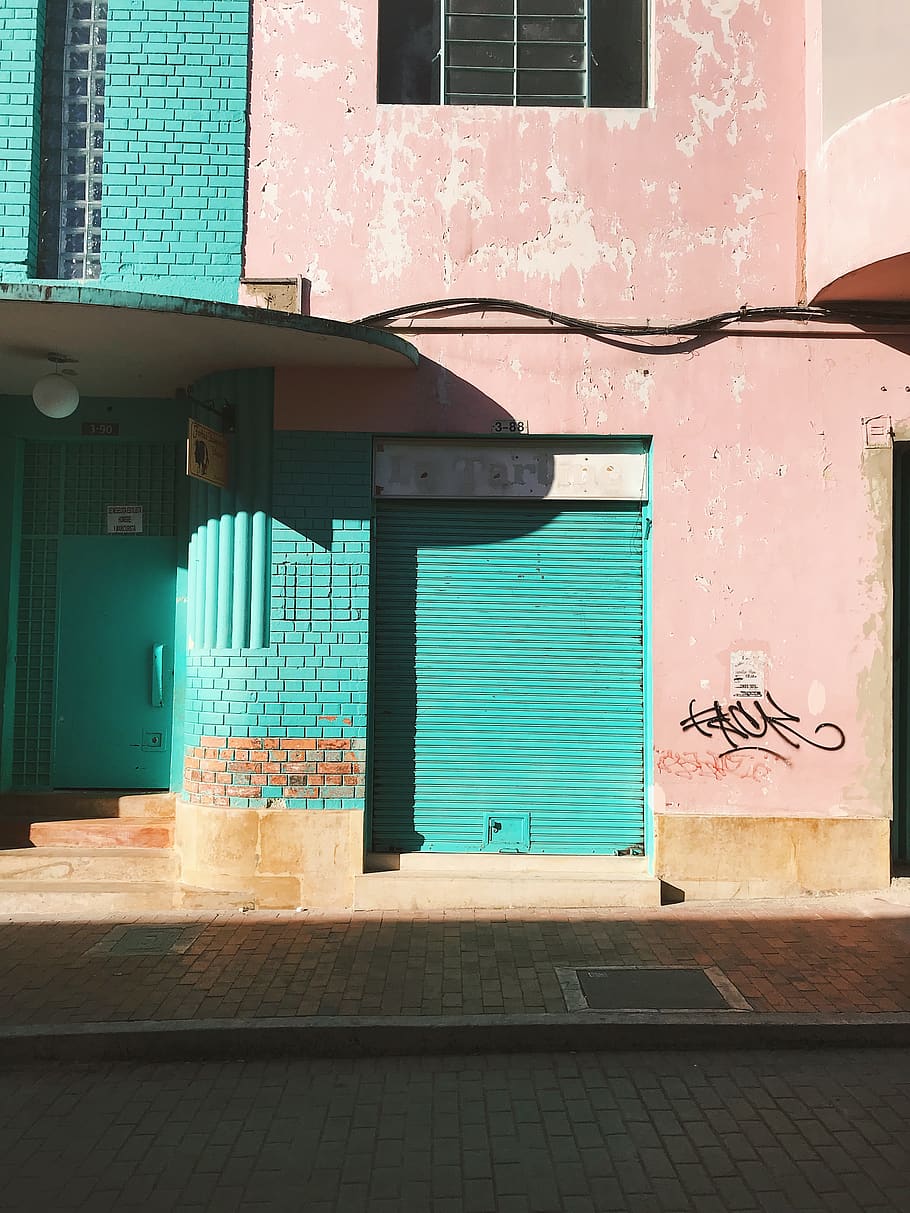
<box><xmin>54</xmin><ymin>536</ymin><xmax>177</xmax><ymax>788</ymax></box>
<box><xmin>372</xmin><ymin>502</ymin><xmax>646</xmax><ymax>854</ymax></box>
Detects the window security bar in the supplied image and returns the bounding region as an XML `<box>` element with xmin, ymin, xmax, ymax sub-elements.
<box><xmin>442</xmin><ymin>1</ymin><xmax>591</xmax><ymax>107</ymax></box>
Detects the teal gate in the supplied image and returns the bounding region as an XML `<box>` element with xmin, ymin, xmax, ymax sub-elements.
<box><xmin>371</xmin><ymin>501</ymin><xmax>646</xmax><ymax>854</ymax></box>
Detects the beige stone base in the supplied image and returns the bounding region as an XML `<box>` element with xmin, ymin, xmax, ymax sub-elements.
<box><xmin>175</xmin><ymin>802</ymin><xmax>364</xmax><ymax>910</ymax></box>
<box><xmin>176</xmin><ymin>805</ymin><xmax>892</xmax><ymax>909</ymax></box>
<box><xmin>655</xmin><ymin>813</ymin><xmax>891</xmax><ymax>900</ymax></box>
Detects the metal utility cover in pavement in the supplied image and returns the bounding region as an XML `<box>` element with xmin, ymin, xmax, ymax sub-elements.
<box><xmin>89</xmin><ymin>925</ymin><xmax>202</xmax><ymax>957</ymax></box>
<box><xmin>556</xmin><ymin>966</ymin><xmax>751</xmax><ymax>1012</ymax></box>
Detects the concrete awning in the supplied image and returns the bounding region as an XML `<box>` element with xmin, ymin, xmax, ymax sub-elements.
<box><xmin>0</xmin><ymin>283</ymin><xmax>418</xmax><ymax>397</ymax></box>
<box><xmin>808</xmin><ymin>95</ymin><xmax>910</xmax><ymax>305</ymax></box>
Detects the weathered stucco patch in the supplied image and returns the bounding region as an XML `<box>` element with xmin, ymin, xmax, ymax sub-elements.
<box><xmin>846</xmin><ymin>446</ymin><xmax>892</xmax><ymax>815</ymax></box>
<box><xmin>339</xmin><ymin>2</ymin><xmax>364</xmax><ymax>48</ymax></box>
<box><xmin>246</xmin><ymin>0</ymin><xmax>802</xmax><ymax>319</ymax></box>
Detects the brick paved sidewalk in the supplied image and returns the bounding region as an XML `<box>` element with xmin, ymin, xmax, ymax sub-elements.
<box><xmin>0</xmin><ymin>892</ymin><xmax>908</xmax><ymax>1029</ymax></box>
<box><xmin>2</xmin><ymin>1048</ymin><xmax>908</xmax><ymax>1212</ymax></box>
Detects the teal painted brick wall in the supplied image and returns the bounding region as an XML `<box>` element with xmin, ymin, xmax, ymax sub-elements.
<box><xmin>0</xmin><ymin>0</ymin><xmax>248</xmax><ymax>299</ymax></box>
<box><xmin>101</xmin><ymin>0</ymin><xmax>249</xmax><ymax>301</ymax></box>
<box><xmin>184</xmin><ymin>433</ymin><xmax>373</xmax><ymax>810</ymax></box>
<box><xmin>0</xmin><ymin>1</ymin><xmax>45</xmax><ymax>279</ymax></box>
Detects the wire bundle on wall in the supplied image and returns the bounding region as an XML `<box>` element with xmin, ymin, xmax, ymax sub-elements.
<box><xmin>358</xmin><ymin>297</ymin><xmax>910</xmax><ymax>341</ymax></box>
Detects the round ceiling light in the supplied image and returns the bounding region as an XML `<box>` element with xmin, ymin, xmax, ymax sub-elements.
<box><xmin>32</xmin><ymin>373</ymin><xmax>80</xmax><ymax>419</ymax></box>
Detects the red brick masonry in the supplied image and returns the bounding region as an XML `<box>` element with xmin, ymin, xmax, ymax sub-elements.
<box><xmin>183</xmin><ymin>736</ymin><xmax>364</xmax><ymax>806</ymax></box>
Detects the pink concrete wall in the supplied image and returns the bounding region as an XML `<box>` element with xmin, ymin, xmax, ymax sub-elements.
<box><xmin>277</xmin><ymin>327</ymin><xmax>900</xmax><ymax>824</ymax></box>
<box><xmin>248</xmin><ymin>2</ymin><xmax>899</xmax><ymax>826</ymax></box>
<box><xmin>246</xmin><ymin>0</ymin><xmax>806</xmax><ymax>321</ymax></box>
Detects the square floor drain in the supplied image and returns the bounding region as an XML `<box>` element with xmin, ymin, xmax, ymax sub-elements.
<box><xmin>88</xmin><ymin>925</ymin><xmax>202</xmax><ymax>957</ymax></box>
<box><xmin>556</xmin><ymin>965</ymin><xmax>751</xmax><ymax>1012</ymax></box>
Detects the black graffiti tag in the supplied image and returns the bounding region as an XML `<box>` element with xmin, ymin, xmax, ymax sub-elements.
<box><xmin>680</xmin><ymin>692</ymin><xmax>845</xmax><ymax>761</ymax></box>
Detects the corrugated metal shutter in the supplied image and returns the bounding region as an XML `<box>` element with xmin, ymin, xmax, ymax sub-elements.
<box><xmin>372</xmin><ymin>501</ymin><xmax>645</xmax><ymax>854</ymax></box>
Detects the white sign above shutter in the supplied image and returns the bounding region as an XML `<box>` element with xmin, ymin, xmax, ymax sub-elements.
<box><xmin>374</xmin><ymin>441</ymin><xmax>648</xmax><ymax>502</ymax></box>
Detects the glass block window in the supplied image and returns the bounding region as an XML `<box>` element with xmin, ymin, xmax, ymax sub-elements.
<box><xmin>38</xmin><ymin>0</ymin><xmax>108</xmax><ymax>280</ymax></box>
<box><xmin>378</xmin><ymin>0</ymin><xmax>648</xmax><ymax>108</ymax></box>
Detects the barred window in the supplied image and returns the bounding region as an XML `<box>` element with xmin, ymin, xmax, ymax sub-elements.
<box><xmin>378</xmin><ymin>0</ymin><xmax>648</xmax><ymax>108</ymax></box>
<box><xmin>38</xmin><ymin>0</ymin><xmax>108</xmax><ymax>280</ymax></box>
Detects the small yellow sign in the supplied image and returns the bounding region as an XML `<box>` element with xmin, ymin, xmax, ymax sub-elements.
<box><xmin>187</xmin><ymin>419</ymin><xmax>229</xmax><ymax>489</ymax></box>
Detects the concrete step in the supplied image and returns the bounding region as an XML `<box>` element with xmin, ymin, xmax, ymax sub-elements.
<box><xmin>0</xmin><ymin>792</ymin><xmax>175</xmax><ymax>821</ymax></box>
<box><xmin>354</xmin><ymin>863</ymin><xmax>660</xmax><ymax>912</ymax></box>
<box><xmin>0</xmin><ymin>880</ymin><xmax>252</xmax><ymax>914</ymax></box>
<box><xmin>116</xmin><ymin>793</ymin><xmax>176</xmax><ymax>820</ymax></box>
<box><xmin>0</xmin><ymin>847</ymin><xmax>178</xmax><ymax>883</ymax></box>
<box><xmin>175</xmin><ymin>885</ymin><xmax>256</xmax><ymax>911</ymax></box>
<box><xmin>29</xmin><ymin>818</ymin><xmax>174</xmax><ymax>849</ymax></box>
<box><xmin>366</xmin><ymin>853</ymin><xmax>650</xmax><ymax>875</ymax></box>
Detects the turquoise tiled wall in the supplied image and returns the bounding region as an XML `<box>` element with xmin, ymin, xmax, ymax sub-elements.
<box><xmin>184</xmin><ymin>433</ymin><xmax>373</xmax><ymax>810</ymax></box>
<box><xmin>102</xmin><ymin>0</ymin><xmax>249</xmax><ymax>300</ymax></box>
<box><xmin>0</xmin><ymin>1</ymin><xmax>45</xmax><ymax>280</ymax></box>
<box><xmin>0</xmin><ymin>0</ymin><xmax>249</xmax><ymax>301</ymax></box>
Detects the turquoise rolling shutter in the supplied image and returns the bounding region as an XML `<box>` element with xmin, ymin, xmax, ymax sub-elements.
<box><xmin>372</xmin><ymin>501</ymin><xmax>645</xmax><ymax>854</ymax></box>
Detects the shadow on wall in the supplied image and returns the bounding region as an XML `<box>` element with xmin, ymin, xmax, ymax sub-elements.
<box><xmin>370</xmin><ymin>501</ymin><xmax>576</xmax><ymax>855</ymax></box>
<box><xmin>190</xmin><ymin>356</ymin><xmax>645</xmax><ymax>856</ymax></box>
<box><xmin>865</xmin><ymin>331</ymin><xmax>910</xmax><ymax>360</ymax></box>
<box><xmin>269</xmin><ymin>354</ymin><xmax>561</xmax><ymax>547</ymax></box>
<box><xmin>274</xmin><ymin>354</ymin><xmax>532</xmax><ymax>435</ymax></box>
<box><xmin>265</xmin><ymin>357</ymin><xmax>559</xmax><ymax>854</ymax></box>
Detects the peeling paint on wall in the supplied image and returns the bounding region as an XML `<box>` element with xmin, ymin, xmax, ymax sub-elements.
<box><xmin>246</xmin><ymin>0</ymin><xmax>804</xmax><ymax>319</ymax></box>
<box><xmin>339</xmin><ymin>2</ymin><xmax>364</xmax><ymax>48</ymax></box>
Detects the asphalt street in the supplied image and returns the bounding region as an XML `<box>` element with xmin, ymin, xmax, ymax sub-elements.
<box><xmin>0</xmin><ymin>1047</ymin><xmax>908</xmax><ymax>1212</ymax></box>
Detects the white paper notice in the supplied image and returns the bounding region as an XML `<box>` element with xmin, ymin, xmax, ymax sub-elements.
<box><xmin>106</xmin><ymin>504</ymin><xmax>143</xmax><ymax>534</ymax></box>
<box><xmin>730</xmin><ymin>651</ymin><xmax>766</xmax><ymax>700</ymax></box>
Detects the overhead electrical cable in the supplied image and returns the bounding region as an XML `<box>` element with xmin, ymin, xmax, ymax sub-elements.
<box><xmin>357</xmin><ymin>297</ymin><xmax>910</xmax><ymax>337</ymax></box>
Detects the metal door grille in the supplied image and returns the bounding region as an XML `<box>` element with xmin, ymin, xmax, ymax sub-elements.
<box><xmin>62</xmin><ymin>444</ymin><xmax>178</xmax><ymax>536</ymax></box>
